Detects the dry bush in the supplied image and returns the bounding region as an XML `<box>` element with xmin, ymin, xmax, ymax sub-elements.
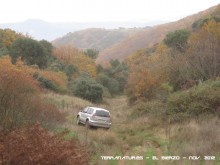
<box><xmin>0</xmin><ymin>124</ymin><xmax>89</xmax><ymax>165</ymax></box>
<box><xmin>0</xmin><ymin>56</ymin><xmax>66</xmax><ymax>131</ymax></box>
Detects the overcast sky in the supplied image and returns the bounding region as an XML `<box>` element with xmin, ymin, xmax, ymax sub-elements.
<box><xmin>1</xmin><ymin>0</ymin><xmax>220</xmax><ymax>23</ymax></box>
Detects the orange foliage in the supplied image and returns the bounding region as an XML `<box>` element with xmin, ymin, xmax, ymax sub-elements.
<box><xmin>0</xmin><ymin>29</ymin><xmax>23</xmax><ymax>48</ymax></box>
<box><xmin>126</xmin><ymin>45</ymin><xmax>169</xmax><ymax>99</ymax></box>
<box><xmin>0</xmin><ymin>56</ymin><xmax>39</xmax><ymax>92</ymax></box>
<box><xmin>0</xmin><ymin>124</ymin><xmax>88</xmax><ymax>165</ymax></box>
<box><xmin>39</xmin><ymin>70</ymin><xmax>68</xmax><ymax>91</ymax></box>
<box><xmin>0</xmin><ymin>56</ymin><xmax>39</xmax><ymax>130</ymax></box>
<box><xmin>0</xmin><ymin>56</ymin><xmax>66</xmax><ymax>130</ymax></box>
<box><xmin>53</xmin><ymin>45</ymin><xmax>97</xmax><ymax>78</ymax></box>
<box><xmin>8</xmin><ymin>57</ymin><xmax>68</xmax><ymax>92</ymax></box>
<box><xmin>187</xmin><ymin>20</ymin><xmax>220</xmax><ymax>79</ymax></box>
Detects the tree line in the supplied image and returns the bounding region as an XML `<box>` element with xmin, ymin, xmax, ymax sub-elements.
<box><xmin>0</xmin><ymin>30</ymin><xmax>128</xmax><ymax>103</ymax></box>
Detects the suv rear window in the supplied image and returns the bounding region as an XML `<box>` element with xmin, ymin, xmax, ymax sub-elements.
<box><xmin>95</xmin><ymin>110</ymin><xmax>110</xmax><ymax>117</ymax></box>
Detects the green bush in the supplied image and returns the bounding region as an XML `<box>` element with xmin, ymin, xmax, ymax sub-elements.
<box><xmin>97</xmin><ymin>73</ymin><xmax>119</xmax><ymax>96</ymax></box>
<box><xmin>38</xmin><ymin>76</ymin><xmax>59</xmax><ymax>92</ymax></box>
<box><xmin>33</xmin><ymin>73</ymin><xmax>66</xmax><ymax>94</ymax></box>
<box><xmin>167</xmin><ymin>80</ymin><xmax>220</xmax><ymax>120</ymax></box>
<box><xmin>0</xmin><ymin>47</ymin><xmax>8</xmax><ymax>56</ymax></box>
<box><xmin>71</xmin><ymin>73</ymin><xmax>103</xmax><ymax>102</ymax></box>
<box><xmin>9</xmin><ymin>38</ymin><xmax>48</xmax><ymax>68</ymax></box>
<box><xmin>64</xmin><ymin>64</ymin><xmax>78</xmax><ymax>80</ymax></box>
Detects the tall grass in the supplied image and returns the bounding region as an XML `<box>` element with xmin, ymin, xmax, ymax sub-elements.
<box><xmin>169</xmin><ymin>117</ymin><xmax>220</xmax><ymax>157</ymax></box>
<box><xmin>43</xmin><ymin>93</ymin><xmax>92</xmax><ymax>113</ymax></box>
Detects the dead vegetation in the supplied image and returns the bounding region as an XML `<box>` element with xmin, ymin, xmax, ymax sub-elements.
<box><xmin>0</xmin><ymin>124</ymin><xmax>89</xmax><ymax>165</ymax></box>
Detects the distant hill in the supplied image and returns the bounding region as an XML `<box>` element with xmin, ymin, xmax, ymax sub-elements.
<box><xmin>0</xmin><ymin>19</ymin><xmax>155</xmax><ymax>41</ymax></box>
<box><xmin>96</xmin><ymin>4</ymin><xmax>219</xmax><ymax>64</ymax></box>
<box><xmin>52</xmin><ymin>28</ymin><xmax>146</xmax><ymax>51</ymax></box>
<box><xmin>0</xmin><ymin>19</ymin><xmax>75</xmax><ymax>41</ymax></box>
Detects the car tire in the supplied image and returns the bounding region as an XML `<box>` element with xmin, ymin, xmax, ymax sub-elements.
<box><xmin>86</xmin><ymin>120</ymin><xmax>90</xmax><ymax>129</ymax></box>
<box><xmin>76</xmin><ymin>116</ymin><xmax>80</xmax><ymax>125</ymax></box>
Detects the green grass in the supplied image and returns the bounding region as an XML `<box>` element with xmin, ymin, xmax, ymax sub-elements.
<box><xmin>53</xmin><ymin>127</ymin><xmax>77</xmax><ymax>141</ymax></box>
<box><xmin>145</xmin><ymin>148</ymin><xmax>158</xmax><ymax>165</ymax></box>
<box><xmin>63</xmin><ymin>131</ymin><xmax>76</xmax><ymax>140</ymax></box>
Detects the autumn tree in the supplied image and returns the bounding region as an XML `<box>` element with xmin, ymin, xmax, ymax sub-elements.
<box><xmin>0</xmin><ymin>56</ymin><xmax>66</xmax><ymax>130</ymax></box>
<box><xmin>163</xmin><ymin>29</ymin><xmax>197</xmax><ymax>90</ymax></box>
<box><xmin>187</xmin><ymin>20</ymin><xmax>220</xmax><ymax>80</ymax></box>
<box><xmin>192</xmin><ymin>4</ymin><xmax>220</xmax><ymax>31</ymax></box>
<box><xmin>0</xmin><ymin>56</ymin><xmax>38</xmax><ymax>130</ymax></box>
<box><xmin>52</xmin><ymin>45</ymin><xmax>97</xmax><ymax>78</ymax></box>
<box><xmin>0</xmin><ymin>29</ymin><xmax>23</xmax><ymax>55</ymax></box>
<box><xmin>126</xmin><ymin>45</ymin><xmax>169</xmax><ymax>102</ymax></box>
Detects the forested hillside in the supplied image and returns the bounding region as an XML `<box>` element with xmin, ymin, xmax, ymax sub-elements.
<box><xmin>96</xmin><ymin>5</ymin><xmax>219</xmax><ymax>64</ymax></box>
<box><xmin>53</xmin><ymin>28</ymin><xmax>143</xmax><ymax>51</ymax></box>
<box><xmin>52</xmin><ymin>5</ymin><xmax>219</xmax><ymax>65</ymax></box>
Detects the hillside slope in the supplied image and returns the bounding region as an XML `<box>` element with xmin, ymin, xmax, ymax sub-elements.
<box><xmin>0</xmin><ymin>19</ymin><xmax>149</xmax><ymax>41</ymax></box>
<box><xmin>52</xmin><ymin>28</ymin><xmax>144</xmax><ymax>51</ymax></box>
<box><xmin>96</xmin><ymin>5</ymin><xmax>219</xmax><ymax>64</ymax></box>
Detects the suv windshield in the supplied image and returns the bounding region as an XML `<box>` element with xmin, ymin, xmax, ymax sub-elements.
<box><xmin>95</xmin><ymin>110</ymin><xmax>110</xmax><ymax>117</ymax></box>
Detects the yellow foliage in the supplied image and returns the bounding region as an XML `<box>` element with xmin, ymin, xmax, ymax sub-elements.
<box><xmin>52</xmin><ymin>45</ymin><xmax>97</xmax><ymax>78</ymax></box>
<box><xmin>40</xmin><ymin>70</ymin><xmax>68</xmax><ymax>90</ymax></box>
<box><xmin>0</xmin><ymin>29</ymin><xmax>23</xmax><ymax>48</ymax></box>
<box><xmin>126</xmin><ymin>45</ymin><xmax>169</xmax><ymax>99</ymax></box>
<box><xmin>187</xmin><ymin>20</ymin><xmax>220</xmax><ymax>79</ymax></box>
<box><xmin>0</xmin><ymin>56</ymin><xmax>39</xmax><ymax>91</ymax></box>
<box><xmin>0</xmin><ymin>56</ymin><xmax>68</xmax><ymax>92</ymax></box>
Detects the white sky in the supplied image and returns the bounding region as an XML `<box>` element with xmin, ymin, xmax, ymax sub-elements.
<box><xmin>1</xmin><ymin>0</ymin><xmax>220</xmax><ymax>23</ymax></box>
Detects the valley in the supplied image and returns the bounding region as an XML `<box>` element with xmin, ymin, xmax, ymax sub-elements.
<box><xmin>0</xmin><ymin>3</ymin><xmax>220</xmax><ymax>165</ymax></box>
<box><xmin>45</xmin><ymin>92</ymin><xmax>220</xmax><ymax>165</ymax></box>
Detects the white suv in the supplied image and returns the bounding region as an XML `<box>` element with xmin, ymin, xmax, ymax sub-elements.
<box><xmin>76</xmin><ymin>107</ymin><xmax>111</xmax><ymax>129</ymax></box>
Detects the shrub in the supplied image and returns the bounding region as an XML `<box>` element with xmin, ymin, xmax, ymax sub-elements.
<box><xmin>0</xmin><ymin>56</ymin><xmax>66</xmax><ymax>131</ymax></box>
<box><xmin>38</xmin><ymin>76</ymin><xmax>60</xmax><ymax>93</ymax></box>
<box><xmin>0</xmin><ymin>124</ymin><xmax>88</xmax><ymax>165</ymax></box>
<box><xmin>97</xmin><ymin>73</ymin><xmax>119</xmax><ymax>96</ymax></box>
<box><xmin>39</xmin><ymin>70</ymin><xmax>68</xmax><ymax>93</ymax></box>
<box><xmin>167</xmin><ymin>79</ymin><xmax>220</xmax><ymax>120</ymax></box>
<box><xmin>33</xmin><ymin>70</ymin><xmax>68</xmax><ymax>94</ymax></box>
<box><xmin>71</xmin><ymin>73</ymin><xmax>103</xmax><ymax>102</ymax></box>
